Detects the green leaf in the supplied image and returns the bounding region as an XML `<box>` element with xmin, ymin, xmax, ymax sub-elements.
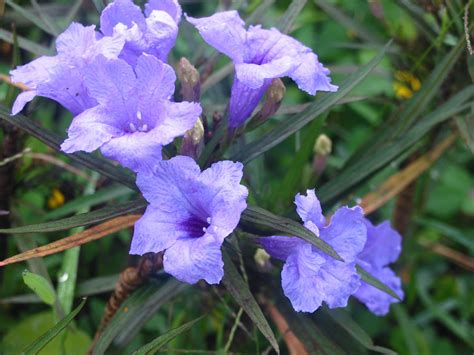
<box><xmin>357</xmin><ymin>265</ymin><xmax>401</xmax><ymax>300</ymax></box>
<box><xmin>91</xmin><ymin>0</ymin><xmax>105</xmax><ymax>12</ymax></box>
<box><xmin>132</xmin><ymin>316</ymin><xmax>205</xmax><ymax>355</ymax></box>
<box><xmin>278</xmin><ymin>0</ymin><xmax>307</xmax><ymax>34</ymax></box>
<box><xmin>0</xmin><ymin>28</ymin><xmax>50</xmax><ymax>56</ymax></box>
<box><xmin>22</xmin><ymin>270</ymin><xmax>56</xmax><ymax>306</ymax></box>
<box><xmin>231</xmin><ymin>41</ymin><xmax>392</xmax><ymax>164</ymax></box>
<box><xmin>0</xmin><ymin>199</ymin><xmax>146</xmax><ymax>234</ymax></box>
<box><xmin>222</xmin><ymin>250</ymin><xmax>279</xmax><ymax>354</ymax></box>
<box><xmin>0</xmin><ymin>105</ymin><xmax>138</xmax><ymax>190</ymax></box>
<box><xmin>314</xmin><ymin>0</ymin><xmax>384</xmax><ymax>44</ymax></box>
<box><xmin>5</xmin><ymin>0</ymin><xmax>57</xmax><ymax>36</ymax></box>
<box><xmin>22</xmin><ymin>298</ymin><xmax>87</xmax><ymax>354</ymax></box>
<box><xmin>44</xmin><ymin>185</ymin><xmax>132</xmax><ymax>221</ymax></box>
<box><xmin>92</xmin><ymin>279</ymin><xmax>187</xmax><ymax>353</ymax></box>
<box><xmin>318</xmin><ymin>86</ymin><xmax>474</xmax><ymax>204</ymax></box>
<box><xmin>240</xmin><ymin>206</ymin><xmax>342</xmax><ymax>261</ymax></box>
<box><xmin>456</xmin><ymin>113</ymin><xmax>474</xmax><ymax>154</ymax></box>
<box><xmin>2</xmin><ymin>312</ymin><xmax>91</xmax><ymax>354</ymax></box>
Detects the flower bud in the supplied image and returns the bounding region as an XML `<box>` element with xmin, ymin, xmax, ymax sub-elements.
<box><xmin>180</xmin><ymin>118</ymin><xmax>205</xmax><ymax>159</ymax></box>
<box><xmin>313</xmin><ymin>134</ymin><xmax>332</xmax><ymax>156</ymax></box>
<box><xmin>313</xmin><ymin>134</ymin><xmax>332</xmax><ymax>177</ymax></box>
<box><xmin>254</xmin><ymin>248</ymin><xmax>272</xmax><ymax>272</ymax></box>
<box><xmin>248</xmin><ymin>78</ymin><xmax>286</xmax><ymax>128</ymax></box>
<box><xmin>177</xmin><ymin>57</ymin><xmax>200</xmax><ymax>102</ymax></box>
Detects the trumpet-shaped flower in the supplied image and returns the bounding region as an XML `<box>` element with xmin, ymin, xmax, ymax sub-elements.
<box><xmin>260</xmin><ymin>190</ymin><xmax>366</xmax><ymax>312</ymax></box>
<box><xmin>130</xmin><ymin>156</ymin><xmax>248</xmax><ymax>284</ymax></box>
<box><xmin>100</xmin><ymin>0</ymin><xmax>181</xmax><ymax>65</ymax></box>
<box><xmin>10</xmin><ymin>23</ymin><xmax>124</xmax><ymax>115</ymax></box>
<box><xmin>187</xmin><ymin>11</ymin><xmax>338</xmax><ymax>128</ymax></box>
<box><xmin>61</xmin><ymin>54</ymin><xmax>201</xmax><ymax>173</ymax></box>
<box><xmin>355</xmin><ymin>219</ymin><xmax>404</xmax><ymax>315</ymax></box>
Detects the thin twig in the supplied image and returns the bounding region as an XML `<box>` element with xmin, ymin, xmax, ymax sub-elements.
<box><xmin>223</xmin><ymin>307</ymin><xmax>244</xmax><ymax>353</ymax></box>
<box><xmin>0</xmin><ymin>73</ymin><xmax>29</xmax><ymax>91</ymax></box>
<box><xmin>420</xmin><ymin>240</ymin><xmax>474</xmax><ymax>272</ymax></box>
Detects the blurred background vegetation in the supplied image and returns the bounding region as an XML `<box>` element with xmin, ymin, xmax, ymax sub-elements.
<box><xmin>0</xmin><ymin>0</ymin><xmax>473</xmax><ymax>354</ymax></box>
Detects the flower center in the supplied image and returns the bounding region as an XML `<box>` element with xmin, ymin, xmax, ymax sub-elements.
<box><xmin>181</xmin><ymin>216</ymin><xmax>211</xmax><ymax>238</ymax></box>
<box><xmin>127</xmin><ymin>111</ymin><xmax>150</xmax><ymax>133</ymax></box>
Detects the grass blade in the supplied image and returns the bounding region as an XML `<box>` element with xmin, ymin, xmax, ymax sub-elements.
<box><xmin>92</xmin><ymin>279</ymin><xmax>187</xmax><ymax>353</ymax></box>
<box><xmin>22</xmin><ymin>270</ymin><xmax>56</xmax><ymax>306</ymax></box>
<box><xmin>5</xmin><ymin>0</ymin><xmax>57</xmax><ymax>36</ymax></box>
<box><xmin>0</xmin><ymin>105</ymin><xmax>138</xmax><ymax>190</ymax></box>
<box><xmin>0</xmin><ymin>28</ymin><xmax>50</xmax><ymax>56</ymax></box>
<box><xmin>0</xmin><ymin>199</ymin><xmax>145</xmax><ymax>234</ymax></box>
<box><xmin>22</xmin><ymin>298</ymin><xmax>86</xmax><ymax>354</ymax></box>
<box><xmin>0</xmin><ymin>215</ymin><xmax>140</xmax><ymax>267</ymax></box>
<box><xmin>278</xmin><ymin>0</ymin><xmax>307</xmax><ymax>34</ymax></box>
<box><xmin>132</xmin><ymin>316</ymin><xmax>205</xmax><ymax>355</ymax></box>
<box><xmin>318</xmin><ymin>86</ymin><xmax>474</xmax><ymax>204</ymax></box>
<box><xmin>357</xmin><ymin>265</ymin><xmax>401</xmax><ymax>300</ymax></box>
<box><xmin>231</xmin><ymin>41</ymin><xmax>392</xmax><ymax>164</ymax></box>
<box><xmin>222</xmin><ymin>249</ymin><xmax>279</xmax><ymax>354</ymax></box>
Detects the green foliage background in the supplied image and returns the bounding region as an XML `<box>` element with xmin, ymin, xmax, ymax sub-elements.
<box><xmin>0</xmin><ymin>0</ymin><xmax>473</xmax><ymax>354</ymax></box>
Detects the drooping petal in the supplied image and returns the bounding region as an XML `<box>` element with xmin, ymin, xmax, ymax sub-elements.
<box><xmin>315</xmin><ymin>259</ymin><xmax>361</xmax><ymax>309</ymax></box>
<box><xmin>163</xmin><ymin>233</ymin><xmax>224</xmax><ymax>284</ymax></box>
<box><xmin>143</xmin><ymin>10</ymin><xmax>178</xmax><ymax>62</ymax></box>
<box><xmin>100</xmin><ymin>0</ymin><xmax>146</xmax><ymax>36</ymax></box>
<box><xmin>235</xmin><ymin>57</ymin><xmax>298</xmax><ymax>89</ymax></box>
<box><xmin>259</xmin><ymin>236</ymin><xmax>305</xmax><ymax>261</ymax></box>
<box><xmin>130</xmin><ymin>205</ymin><xmax>191</xmax><ymax>255</ymax></box>
<box><xmin>289</xmin><ymin>52</ymin><xmax>338</xmax><ymax>95</ymax></box>
<box><xmin>354</xmin><ymin>265</ymin><xmax>404</xmax><ymax>316</ymax></box>
<box><xmin>281</xmin><ymin>244</ymin><xmax>326</xmax><ymax>312</ymax></box>
<box><xmin>136</xmin><ymin>155</ymin><xmax>201</xmax><ymax>207</ymax></box>
<box><xmin>61</xmin><ymin>106</ymin><xmax>123</xmax><ymax>153</ymax></box>
<box><xmin>294</xmin><ymin>189</ymin><xmax>326</xmax><ymax>230</ymax></box>
<box><xmin>358</xmin><ymin>220</ymin><xmax>402</xmax><ymax>269</ymax></box>
<box><xmin>99</xmin><ymin>131</ymin><xmax>164</xmax><ymax>173</ymax></box>
<box><xmin>228</xmin><ymin>77</ymin><xmax>271</xmax><ymax>128</ymax></box>
<box><xmin>186</xmin><ymin>11</ymin><xmax>246</xmax><ymax>63</ymax></box>
<box><xmin>145</xmin><ymin>0</ymin><xmax>182</xmax><ymax>23</ymax></box>
<box><xmin>320</xmin><ymin>206</ymin><xmax>366</xmax><ymax>262</ymax></box>
<box><xmin>135</xmin><ymin>54</ymin><xmax>176</xmax><ymax>103</ymax></box>
<box><xmin>11</xmin><ymin>91</ymin><xmax>36</xmax><ymax>115</ymax></box>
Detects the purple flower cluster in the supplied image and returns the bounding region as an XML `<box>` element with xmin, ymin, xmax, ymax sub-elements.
<box><xmin>261</xmin><ymin>190</ymin><xmax>404</xmax><ymax>315</ymax></box>
<box><xmin>9</xmin><ymin>0</ymin><xmax>403</xmax><ymax>317</ymax></box>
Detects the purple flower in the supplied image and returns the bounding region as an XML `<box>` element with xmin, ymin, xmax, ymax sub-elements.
<box><xmin>260</xmin><ymin>190</ymin><xmax>366</xmax><ymax>312</ymax></box>
<box><xmin>100</xmin><ymin>0</ymin><xmax>181</xmax><ymax>65</ymax></box>
<box><xmin>10</xmin><ymin>22</ymin><xmax>124</xmax><ymax>115</ymax></box>
<box><xmin>186</xmin><ymin>11</ymin><xmax>338</xmax><ymax>128</ymax></box>
<box><xmin>61</xmin><ymin>54</ymin><xmax>201</xmax><ymax>173</ymax></box>
<box><xmin>130</xmin><ymin>156</ymin><xmax>248</xmax><ymax>284</ymax></box>
<box><xmin>355</xmin><ymin>219</ymin><xmax>404</xmax><ymax>316</ymax></box>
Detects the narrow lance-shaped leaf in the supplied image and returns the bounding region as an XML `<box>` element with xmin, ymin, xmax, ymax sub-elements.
<box><xmin>132</xmin><ymin>316</ymin><xmax>205</xmax><ymax>355</ymax></box>
<box><xmin>0</xmin><ymin>199</ymin><xmax>145</xmax><ymax>234</ymax></box>
<box><xmin>22</xmin><ymin>298</ymin><xmax>87</xmax><ymax>355</ymax></box>
<box><xmin>22</xmin><ymin>270</ymin><xmax>56</xmax><ymax>306</ymax></box>
<box><xmin>0</xmin><ymin>105</ymin><xmax>138</xmax><ymax>190</ymax></box>
<box><xmin>356</xmin><ymin>265</ymin><xmax>401</xmax><ymax>301</ymax></box>
<box><xmin>318</xmin><ymin>86</ymin><xmax>474</xmax><ymax>204</ymax></box>
<box><xmin>240</xmin><ymin>205</ymin><xmax>342</xmax><ymax>261</ymax></box>
<box><xmin>0</xmin><ymin>215</ymin><xmax>141</xmax><ymax>267</ymax></box>
<box><xmin>278</xmin><ymin>0</ymin><xmax>307</xmax><ymax>34</ymax></box>
<box><xmin>231</xmin><ymin>41</ymin><xmax>392</xmax><ymax>164</ymax></box>
<box><xmin>222</xmin><ymin>249</ymin><xmax>280</xmax><ymax>354</ymax></box>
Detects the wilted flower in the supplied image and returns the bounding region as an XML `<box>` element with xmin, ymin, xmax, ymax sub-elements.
<box><xmin>355</xmin><ymin>219</ymin><xmax>404</xmax><ymax>315</ymax></box>
<box><xmin>61</xmin><ymin>54</ymin><xmax>201</xmax><ymax>173</ymax></box>
<box><xmin>100</xmin><ymin>0</ymin><xmax>181</xmax><ymax>65</ymax></box>
<box><xmin>130</xmin><ymin>156</ymin><xmax>248</xmax><ymax>284</ymax></box>
<box><xmin>187</xmin><ymin>11</ymin><xmax>338</xmax><ymax>128</ymax></box>
<box><xmin>10</xmin><ymin>23</ymin><xmax>124</xmax><ymax>115</ymax></box>
<box><xmin>260</xmin><ymin>190</ymin><xmax>366</xmax><ymax>312</ymax></box>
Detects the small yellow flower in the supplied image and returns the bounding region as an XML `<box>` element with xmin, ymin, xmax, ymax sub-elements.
<box><xmin>393</xmin><ymin>70</ymin><xmax>421</xmax><ymax>100</ymax></box>
<box><xmin>47</xmin><ymin>188</ymin><xmax>65</xmax><ymax>209</ymax></box>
